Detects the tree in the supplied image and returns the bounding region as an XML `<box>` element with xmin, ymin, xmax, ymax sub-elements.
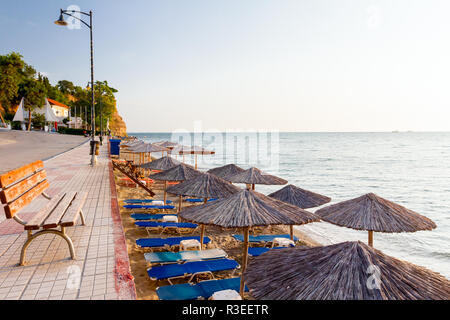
<box><xmin>0</xmin><ymin>52</ymin><xmax>25</xmax><ymax>115</ymax></box>
<box><xmin>0</xmin><ymin>52</ymin><xmax>37</xmax><ymax>120</ymax></box>
<box><xmin>31</xmin><ymin>112</ymin><xmax>45</xmax><ymax>129</ymax></box>
<box><xmin>18</xmin><ymin>78</ymin><xmax>46</xmax><ymax>130</ymax></box>
<box><xmin>57</xmin><ymin>80</ymin><xmax>75</xmax><ymax>95</ymax></box>
<box><xmin>94</xmin><ymin>80</ymin><xmax>118</xmax><ymax>133</ymax></box>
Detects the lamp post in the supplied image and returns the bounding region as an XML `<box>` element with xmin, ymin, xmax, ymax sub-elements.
<box><xmin>87</xmin><ymin>81</ymin><xmax>103</xmax><ymax>145</ymax></box>
<box><xmin>55</xmin><ymin>8</ymin><xmax>97</xmax><ymax>166</ymax></box>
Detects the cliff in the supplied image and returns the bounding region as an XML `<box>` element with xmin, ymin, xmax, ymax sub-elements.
<box><xmin>109</xmin><ymin>107</ymin><xmax>127</xmax><ymax>136</ymax></box>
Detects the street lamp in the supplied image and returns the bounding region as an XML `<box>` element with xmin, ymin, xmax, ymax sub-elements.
<box><xmin>87</xmin><ymin>81</ymin><xmax>103</xmax><ymax>146</ymax></box>
<box><xmin>54</xmin><ymin>8</ymin><xmax>97</xmax><ymax>166</ymax></box>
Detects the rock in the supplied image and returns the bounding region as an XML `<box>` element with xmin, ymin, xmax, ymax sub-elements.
<box><xmin>110</xmin><ymin>107</ymin><xmax>127</xmax><ymax>137</ymax></box>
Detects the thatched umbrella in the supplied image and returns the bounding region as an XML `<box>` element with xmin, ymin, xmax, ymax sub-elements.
<box><xmin>167</xmin><ymin>173</ymin><xmax>241</xmax><ymax>249</ymax></box>
<box><xmin>315</xmin><ymin>193</ymin><xmax>437</xmax><ymax>247</ymax></box>
<box><xmin>228</xmin><ymin>167</ymin><xmax>288</xmax><ymax>190</ymax></box>
<box><xmin>179</xmin><ymin>189</ymin><xmax>320</xmax><ymax>297</ymax></box>
<box><xmin>120</xmin><ymin>140</ymin><xmax>144</xmax><ymax>162</ymax></box>
<box><xmin>173</xmin><ymin>145</ymin><xmax>215</xmax><ymax>169</ymax></box>
<box><xmin>131</xmin><ymin>143</ymin><xmax>169</xmax><ymax>175</ymax></box>
<box><xmin>207</xmin><ymin>164</ymin><xmax>245</xmax><ymax>182</ymax></box>
<box><xmin>138</xmin><ymin>156</ymin><xmax>181</xmax><ymax>171</ymax></box>
<box><xmin>150</xmin><ymin>163</ymin><xmax>203</xmax><ymax>206</ymax></box>
<box><xmin>268</xmin><ymin>184</ymin><xmax>331</xmax><ymax>240</ymax></box>
<box><xmin>153</xmin><ymin>141</ymin><xmax>180</xmax><ymax>156</ymax></box>
<box><xmin>244</xmin><ymin>241</ymin><xmax>450</xmax><ymax>300</ymax></box>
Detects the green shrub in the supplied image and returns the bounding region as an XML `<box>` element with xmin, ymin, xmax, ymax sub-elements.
<box><xmin>31</xmin><ymin>112</ymin><xmax>45</xmax><ymax>129</ymax></box>
<box><xmin>58</xmin><ymin>127</ymin><xmax>87</xmax><ymax>135</ymax></box>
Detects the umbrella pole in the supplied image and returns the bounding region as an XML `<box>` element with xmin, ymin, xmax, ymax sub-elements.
<box><xmin>195</xmin><ymin>154</ymin><xmax>198</xmax><ymax>169</ymax></box>
<box><xmin>368</xmin><ymin>231</ymin><xmax>373</xmax><ymax>247</ymax></box>
<box><xmin>240</xmin><ymin>226</ymin><xmax>249</xmax><ymax>298</ymax></box>
<box><xmin>178</xmin><ymin>195</ymin><xmax>182</xmax><ymax>213</ymax></box>
<box><xmin>290</xmin><ymin>225</ymin><xmax>294</xmax><ymax>241</ymax></box>
<box><xmin>200</xmin><ymin>198</ymin><xmax>208</xmax><ymax>247</ymax></box>
<box><xmin>163</xmin><ymin>181</ymin><xmax>167</xmax><ymax>205</ymax></box>
<box><xmin>252</xmin><ymin>184</ymin><xmax>255</xmax><ymax>191</ymax></box>
<box><xmin>200</xmin><ymin>224</ymin><xmax>205</xmax><ymax>250</ymax></box>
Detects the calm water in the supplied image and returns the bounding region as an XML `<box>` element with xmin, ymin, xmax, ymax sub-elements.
<box><xmin>131</xmin><ymin>132</ymin><xmax>450</xmax><ymax>278</ymax></box>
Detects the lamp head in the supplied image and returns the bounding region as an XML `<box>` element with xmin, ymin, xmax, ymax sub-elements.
<box><xmin>54</xmin><ymin>11</ymin><xmax>68</xmax><ymax>26</ymax></box>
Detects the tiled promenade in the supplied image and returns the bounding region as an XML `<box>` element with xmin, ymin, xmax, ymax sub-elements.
<box><xmin>0</xmin><ymin>140</ymin><xmax>136</xmax><ymax>300</ymax></box>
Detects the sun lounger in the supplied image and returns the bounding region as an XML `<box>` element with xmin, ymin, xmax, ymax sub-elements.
<box><xmin>124</xmin><ymin>199</ymin><xmax>173</xmax><ymax>204</ymax></box>
<box><xmin>247</xmin><ymin>247</ymin><xmax>290</xmax><ymax>257</ymax></box>
<box><xmin>232</xmin><ymin>234</ymin><xmax>298</xmax><ymax>244</ymax></box>
<box><xmin>184</xmin><ymin>198</ymin><xmax>218</xmax><ymax>203</ymax></box>
<box><xmin>123</xmin><ymin>204</ymin><xmax>175</xmax><ymax>210</ymax></box>
<box><xmin>156</xmin><ymin>277</ymin><xmax>248</xmax><ymax>300</ymax></box>
<box><xmin>147</xmin><ymin>258</ymin><xmax>239</xmax><ymax>284</ymax></box>
<box><xmin>135</xmin><ymin>221</ymin><xmax>198</xmax><ymax>234</ymax></box>
<box><xmin>131</xmin><ymin>213</ymin><xmax>178</xmax><ymax>221</ymax></box>
<box><xmin>136</xmin><ymin>236</ymin><xmax>211</xmax><ymax>250</ymax></box>
<box><xmin>144</xmin><ymin>248</ymin><xmax>227</xmax><ymax>265</ymax></box>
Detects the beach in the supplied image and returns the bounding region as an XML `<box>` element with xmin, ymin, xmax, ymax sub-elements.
<box><xmin>133</xmin><ymin>132</ymin><xmax>450</xmax><ymax>280</ymax></box>
<box><xmin>0</xmin><ymin>131</ymin><xmax>88</xmax><ymax>174</ymax></box>
<box><xmin>113</xmin><ymin>167</ymin><xmax>319</xmax><ymax>300</ymax></box>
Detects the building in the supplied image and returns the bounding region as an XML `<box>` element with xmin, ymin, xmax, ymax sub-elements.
<box><xmin>47</xmin><ymin>98</ymin><xmax>70</xmax><ymax>119</ymax></box>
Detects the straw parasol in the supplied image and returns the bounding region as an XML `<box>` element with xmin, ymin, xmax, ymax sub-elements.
<box><xmin>268</xmin><ymin>184</ymin><xmax>331</xmax><ymax>240</ymax></box>
<box><xmin>207</xmin><ymin>164</ymin><xmax>245</xmax><ymax>182</ymax></box>
<box><xmin>130</xmin><ymin>143</ymin><xmax>169</xmax><ymax>175</ymax></box>
<box><xmin>150</xmin><ymin>164</ymin><xmax>203</xmax><ymax>206</ymax></box>
<box><xmin>138</xmin><ymin>156</ymin><xmax>181</xmax><ymax>171</ymax></box>
<box><xmin>179</xmin><ymin>189</ymin><xmax>320</xmax><ymax>297</ymax></box>
<box><xmin>153</xmin><ymin>141</ymin><xmax>180</xmax><ymax>156</ymax></box>
<box><xmin>228</xmin><ymin>167</ymin><xmax>288</xmax><ymax>190</ymax></box>
<box><xmin>120</xmin><ymin>140</ymin><xmax>144</xmax><ymax>162</ymax></box>
<box><xmin>244</xmin><ymin>241</ymin><xmax>450</xmax><ymax>300</ymax></box>
<box><xmin>167</xmin><ymin>173</ymin><xmax>241</xmax><ymax>250</ymax></box>
<box><xmin>269</xmin><ymin>185</ymin><xmax>331</xmax><ymax>209</ymax></box>
<box><xmin>153</xmin><ymin>141</ymin><xmax>180</xmax><ymax>150</ymax></box>
<box><xmin>172</xmin><ymin>145</ymin><xmax>215</xmax><ymax>169</ymax></box>
<box><xmin>166</xmin><ymin>173</ymin><xmax>240</xmax><ymax>199</ymax></box>
<box><xmin>315</xmin><ymin>193</ymin><xmax>437</xmax><ymax>247</ymax></box>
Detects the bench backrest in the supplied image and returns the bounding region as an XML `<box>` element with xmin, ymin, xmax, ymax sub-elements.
<box><xmin>0</xmin><ymin>161</ymin><xmax>49</xmax><ymax>219</ymax></box>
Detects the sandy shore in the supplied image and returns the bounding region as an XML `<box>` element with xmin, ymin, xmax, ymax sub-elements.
<box><xmin>113</xmin><ymin>167</ymin><xmax>320</xmax><ymax>300</ymax></box>
<box><xmin>0</xmin><ymin>130</ymin><xmax>88</xmax><ymax>174</ymax></box>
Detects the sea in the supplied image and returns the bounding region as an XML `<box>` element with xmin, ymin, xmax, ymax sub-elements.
<box><xmin>131</xmin><ymin>131</ymin><xmax>450</xmax><ymax>279</ymax></box>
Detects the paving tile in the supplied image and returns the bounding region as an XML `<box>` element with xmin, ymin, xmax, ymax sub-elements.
<box><xmin>0</xmin><ymin>143</ymin><xmax>135</xmax><ymax>300</ymax></box>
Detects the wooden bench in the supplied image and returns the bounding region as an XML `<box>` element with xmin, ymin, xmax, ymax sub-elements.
<box><xmin>0</xmin><ymin>160</ymin><xmax>87</xmax><ymax>266</ymax></box>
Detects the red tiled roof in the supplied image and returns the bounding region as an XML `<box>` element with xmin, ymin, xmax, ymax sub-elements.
<box><xmin>47</xmin><ymin>98</ymin><xmax>69</xmax><ymax>109</ymax></box>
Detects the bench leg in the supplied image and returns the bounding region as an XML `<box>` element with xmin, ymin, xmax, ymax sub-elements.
<box><xmin>42</xmin><ymin>192</ymin><xmax>52</xmax><ymax>200</ymax></box>
<box><xmin>19</xmin><ymin>228</ymin><xmax>76</xmax><ymax>266</ymax></box>
<box><xmin>79</xmin><ymin>209</ymin><xmax>86</xmax><ymax>226</ymax></box>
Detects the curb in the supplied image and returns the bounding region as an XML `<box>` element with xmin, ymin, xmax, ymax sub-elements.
<box><xmin>107</xmin><ymin>139</ymin><xmax>137</xmax><ymax>300</ymax></box>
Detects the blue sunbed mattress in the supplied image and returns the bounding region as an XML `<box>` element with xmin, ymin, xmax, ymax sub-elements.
<box><xmin>156</xmin><ymin>277</ymin><xmax>248</xmax><ymax>300</ymax></box>
<box><xmin>123</xmin><ymin>204</ymin><xmax>175</xmax><ymax>210</ymax></box>
<box><xmin>247</xmin><ymin>247</ymin><xmax>289</xmax><ymax>257</ymax></box>
<box><xmin>131</xmin><ymin>213</ymin><xmax>178</xmax><ymax>221</ymax></box>
<box><xmin>184</xmin><ymin>198</ymin><xmax>218</xmax><ymax>203</ymax></box>
<box><xmin>147</xmin><ymin>258</ymin><xmax>239</xmax><ymax>281</ymax></box>
<box><xmin>135</xmin><ymin>221</ymin><xmax>197</xmax><ymax>228</ymax></box>
<box><xmin>232</xmin><ymin>234</ymin><xmax>298</xmax><ymax>243</ymax></box>
<box><xmin>124</xmin><ymin>199</ymin><xmax>173</xmax><ymax>204</ymax></box>
<box><xmin>136</xmin><ymin>236</ymin><xmax>211</xmax><ymax>248</ymax></box>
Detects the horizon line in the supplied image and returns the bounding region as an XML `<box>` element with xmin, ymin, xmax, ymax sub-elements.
<box><xmin>127</xmin><ymin>130</ymin><xmax>450</xmax><ymax>134</ymax></box>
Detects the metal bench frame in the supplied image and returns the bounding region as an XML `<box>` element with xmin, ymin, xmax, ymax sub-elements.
<box><xmin>12</xmin><ymin>195</ymin><xmax>86</xmax><ymax>266</ymax></box>
<box><xmin>0</xmin><ymin>161</ymin><xmax>86</xmax><ymax>266</ymax></box>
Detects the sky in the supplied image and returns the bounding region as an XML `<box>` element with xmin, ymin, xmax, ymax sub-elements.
<box><xmin>1</xmin><ymin>0</ymin><xmax>450</xmax><ymax>132</ymax></box>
